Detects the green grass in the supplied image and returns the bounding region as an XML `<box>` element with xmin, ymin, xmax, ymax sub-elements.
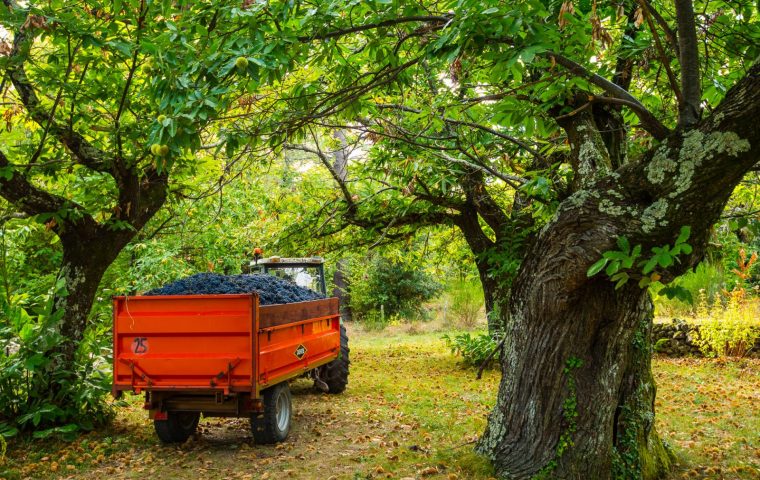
<box><xmin>1</xmin><ymin>329</ymin><xmax>758</xmax><ymax>479</ymax></box>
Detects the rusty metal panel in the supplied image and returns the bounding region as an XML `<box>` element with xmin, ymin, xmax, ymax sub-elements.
<box><xmin>259</xmin><ymin>297</ymin><xmax>339</xmax><ymax>328</ymax></box>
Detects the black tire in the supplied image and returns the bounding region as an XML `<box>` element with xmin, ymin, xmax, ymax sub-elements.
<box><xmin>154</xmin><ymin>411</ymin><xmax>200</xmax><ymax>444</ymax></box>
<box><xmin>315</xmin><ymin>323</ymin><xmax>350</xmax><ymax>394</ymax></box>
<box><xmin>250</xmin><ymin>382</ymin><xmax>292</xmax><ymax>444</ymax></box>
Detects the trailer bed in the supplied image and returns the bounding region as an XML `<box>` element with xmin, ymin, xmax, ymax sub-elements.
<box><xmin>112</xmin><ymin>294</ymin><xmax>341</xmax><ymax>398</ymax></box>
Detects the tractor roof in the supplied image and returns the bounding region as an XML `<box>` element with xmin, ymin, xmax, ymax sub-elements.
<box><xmin>258</xmin><ymin>256</ymin><xmax>324</xmax><ymax>266</ymax></box>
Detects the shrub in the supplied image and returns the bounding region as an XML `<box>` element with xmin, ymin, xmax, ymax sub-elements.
<box><xmin>444</xmin><ymin>278</ymin><xmax>484</xmax><ymax>329</ymax></box>
<box><xmin>348</xmin><ymin>256</ymin><xmax>441</xmax><ymax>325</ymax></box>
<box><xmin>696</xmin><ymin>291</ymin><xmax>760</xmax><ymax>357</ymax></box>
<box><xmin>652</xmin><ymin>262</ymin><xmax>726</xmax><ymax>317</ymax></box>
<box><xmin>0</xmin><ymin>284</ymin><xmax>115</xmax><ymax>440</ymax></box>
<box><xmin>443</xmin><ymin>331</ymin><xmax>501</xmax><ymax>368</ymax></box>
<box><xmin>696</xmin><ymin>250</ymin><xmax>760</xmax><ymax>357</ymax></box>
<box><xmin>653</xmin><ymin>338</ymin><xmax>671</xmax><ymax>353</ymax></box>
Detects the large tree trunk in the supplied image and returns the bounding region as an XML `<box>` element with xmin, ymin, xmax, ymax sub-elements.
<box><xmin>54</xmin><ymin>229</ymin><xmax>130</xmax><ymax>366</ymax></box>
<box><xmin>477</xmin><ymin>225</ymin><xmax>674</xmax><ymax>479</ymax></box>
<box><xmin>477</xmin><ymin>63</ymin><xmax>760</xmax><ymax>479</ymax></box>
<box><xmin>475</xmin><ymin>257</ymin><xmax>506</xmax><ymax>335</ymax></box>
<box><xmin>332</xmin><ymin>258</ymin><xmax>352</xmax><ymax>322</ymax></box>
<box><xmin>51</xmin><ymin>169</ymin><xmax>169</xmax><ymax>369</ymax></box>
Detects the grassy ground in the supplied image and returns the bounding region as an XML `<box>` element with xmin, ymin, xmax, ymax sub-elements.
<box><xmin>1</xmin><ymin>327</ymin><xmax>758</xmax><ymax>480</ymax></box>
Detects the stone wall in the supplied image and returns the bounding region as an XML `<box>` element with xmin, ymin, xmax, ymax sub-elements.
<box><xmin>651</xmin><ymin>319</ymin><xmax>760</xmax><ymax>358</ymax></box>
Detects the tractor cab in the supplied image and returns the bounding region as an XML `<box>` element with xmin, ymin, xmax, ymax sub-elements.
<box><xmin>250</xmin><ymin>253</ymin><xmax>327</xmax><ymax>296</ymax></box>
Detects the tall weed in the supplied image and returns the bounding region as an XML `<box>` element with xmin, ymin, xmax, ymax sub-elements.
<box><xmin>696</xmin><ymin>250</ymin><xmax>760</xmax><ymax>357</ymax></box>
<box><xmin>444</xmin><ymin>279</ymin><xmax>484</xmax><ymax>329</ymax></box>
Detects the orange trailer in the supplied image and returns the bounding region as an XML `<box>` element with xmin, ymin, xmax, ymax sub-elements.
<box><xmin>112</xmin><ymin>293</ymin><xmax>349</xmax><ymax>443</ymax></box>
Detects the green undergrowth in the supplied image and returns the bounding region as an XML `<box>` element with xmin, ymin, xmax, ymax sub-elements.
<box><xmin>1</xmin><ymin>331</ymin><xmax>758</xmax><ymax>479</ymax></box>
<box><xmin>442</xmin><ymin>331</ymin><xmax>500</xmax><ymax>368</ymax></box>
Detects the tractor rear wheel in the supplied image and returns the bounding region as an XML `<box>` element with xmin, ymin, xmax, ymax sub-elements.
<box><xmin>154</xmin><ymin>411</ymin><xmax>200</xmax><ymax>443</ymax></box>
<box><xmin>315</xmin><ymin>323</ymin><xmax>350</xmax><ymax>394</ymax></box>
<box><xmin>250</xmin><ymin>382</ymin><xmax>292</xmax><ymax>444</ymax></box>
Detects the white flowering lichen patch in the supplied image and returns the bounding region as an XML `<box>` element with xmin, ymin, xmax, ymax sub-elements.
<box><xmin>577</xmin><ymin>142</ymin><xmax>598</xmax><ymax>186</ymax></box>
<box><xmin>646</xmin><ymin>131</ymin><xmax>751</xmax><ymax>200</ymax></box>
<box><xmin>607</xmin><ymin>189</ymin><xmax>625</xmax><ymax>200</ymax></box>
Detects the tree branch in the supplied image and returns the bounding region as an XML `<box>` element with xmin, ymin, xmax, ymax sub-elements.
<box><xmin>636</xmin><ymin>0</ymin><xmax>679</xmax><ymax>58</ymax></box>
<box><xmin>375</xmin><ymin>103</ymin><xmax>546</xmax><ymax>160</ymax></box>
<box><xmin>0</xmin><ymin>149</ymin><xmax>78</xmax><ymax>217</ymax></box>
<box><xmin>6</xmin><ymin>18</ymin><xmax>110</xmax><ymax>173</ymax></box>
<box><xmin>114</xmin><ymin>0</ymin><xmax>147</xmax><ymax>159</ymax></box>
<box><xmin>297</xmin><ymin>15</ymin><xmax>451</xmax><ymax>42</ymax></box>
<box><xmin>283</xmin><ymin>142</ymin><xmax>357</xmax><ymax>214</ymax></box>
<box><xmin>674</xmin><ymin>0</ymin><xmax>702</xmax><ymax>127</ymax></box>
<box><xmin>642</xmin><ymin>5</ymin><xmax>682</xmax><ymax>105</ymax></box>
<box><xmin>439</xmin><ymin>153</ymin><xmax>527</xmax><ymax>189</ymax></box>
<box><xmin>0</xmin><ymin>212</ymin><xmax>28</xmax><ymax>224</ymax></box>
<box><xmin>547</xmin><ymin>51</ymin><xmax>671</xmax><ymax>139</ymax></box>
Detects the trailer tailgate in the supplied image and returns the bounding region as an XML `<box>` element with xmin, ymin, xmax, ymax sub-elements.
<box><xmin>112</xmin><ymin>294</ymin><xmax>256</xmax><ymax>393</ymax></box>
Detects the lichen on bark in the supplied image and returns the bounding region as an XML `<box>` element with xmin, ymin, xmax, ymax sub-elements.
<box><xmin>645</xmin><ymin>147</ymin><xmax>675</xmax><ymax>184</ymax></box>
<box><xmin>670</xmin><ymin>130</ymin><xmax>751</xmax><ymax>198</ymax></box>
<box><xmin>641</xmin><ymin>199</ymin><xmax>669</xmax><ymax>233</ymax></box>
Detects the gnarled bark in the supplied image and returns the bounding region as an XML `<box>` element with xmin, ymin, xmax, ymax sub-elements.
<box><xmin>477</xmin><ymin>62</ymin><xmax>760</xmax><ymax>479</ymax></box>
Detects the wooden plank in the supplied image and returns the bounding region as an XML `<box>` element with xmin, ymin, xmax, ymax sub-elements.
<box><xmin>259</xmin><ymin>298</ymin><xmax>339</xmax><ymax>329</ymax></box>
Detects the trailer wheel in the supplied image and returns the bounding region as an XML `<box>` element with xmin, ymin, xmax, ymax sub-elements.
<box><xmin>315</xmin><ymin>323</ymin><xmax>350</xmax><ymax>394</ymax></box>
<box><xmin>154</xmin><ymin>411</ymin><xmax>200</xmax><ymax>444</ymax></box>
<box><xmin>250</xmin><ymin>382</ymin><xmax>292</xmax><ymax>444</ymax></box>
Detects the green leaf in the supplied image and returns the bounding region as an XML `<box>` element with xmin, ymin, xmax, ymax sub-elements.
<box><xmin>641</xmin><ymin>257</ymin><xmax>658</xmax><ymax>274</ymax></box>
<box><xmin>482</xmin><ymin>7</ymin><xmax>500</xmax><ymax>15</ymax></box>
<box><xmin>658</xmin><ymin>254</ymin><xmax>673</xmax><ymax>268</ymax></box>
<box><xmin>0</xmin><ymin>424</ymin><xmax>19</xmax><ymax>438</ymax></box>
<box><xmin>0</xmin><ymin>166</ymin><xmax>14</xmax><ymax>180</ymax></box>
<box><xmin>32</xmin><ymin>428</ymin><xmax>54</xmax><ymax>439</ymax></box>
<box><xmin>19</xmin><ymin>322</ymin><xmax>35</xmax><ymax>342</ymax></box>
<box><xmin>605</xmin><ymin>260</ymin><xmax>621</xmax><ymax>277</ymax></box>
<box><xmin>57</xmin><ymin>423</ymin><xmax>79</xmax><ymax>433</ymax></box>
<box><xmin>24</xmin><ymin>354</ymin><xmax>46</xmax><ymax>370</ymax></box>
<box><xmin>676</xmin><ymin>225</ymin><xmax>691</xmax><ymax>245</ymax></box>
<box><xmin>616</xmin><ymin>236</ymin><xmax>630</xmax><ymax>254</ymax></box>
<box><xmin>603</xmin><ymin>251</ymin><xmax>627</xmax><ymax>261</ymax></box>
<box><xmin>612</xmin><ymin>272</ymin><xmax>629</xmax><ymax>289</ymax></box>
<box><xmin>587</xmin><ymin>258</ymin><xmax>608</xmax><ymax>277</ymax></box>
<box><xmin>658</xmin><ymin>286</ymin><xmax>694</xmax><ymax>304</ymax></box>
